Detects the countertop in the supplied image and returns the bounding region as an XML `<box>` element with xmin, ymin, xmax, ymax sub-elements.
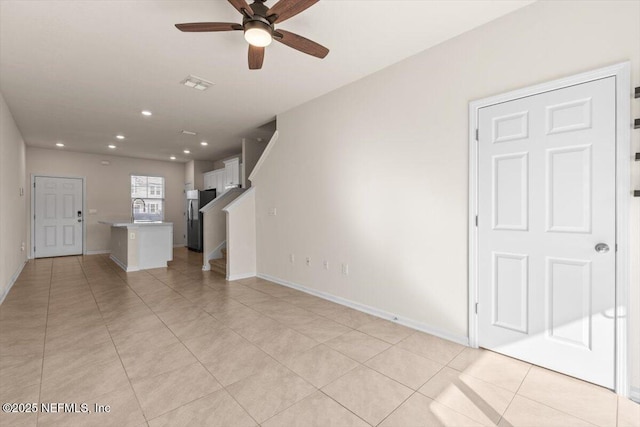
<box><xmin>98</xmin><ymin>220</ymin><xmax>173</xmax><ymax>227</ymax></box>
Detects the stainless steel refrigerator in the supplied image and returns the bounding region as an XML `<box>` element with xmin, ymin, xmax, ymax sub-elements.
<box><xmin>186</xmin><ymin>189</ymin><xmax>216</xmax><ymax>252</ymax></box>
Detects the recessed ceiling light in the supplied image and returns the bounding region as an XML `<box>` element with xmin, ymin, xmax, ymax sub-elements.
<box><xmin>183</xmin><ymin>149</ymin><xmax>190</xmax><ymax>154</ymax></box>
<box><xmin>108</xmin><ymin>144</ymin><xmax>116</xmax><ymax>149</ymax></box>
<box><xmin>170</xmin><ymin>156</ymin><xmax>176</xmax><ymax>160</ymax></box>
<box><xmin>180</xmin><ymin>75</ymin><xmax>214</xmax><ymax>91</ymax></box>
<box><xmin>200</xmin><ymin>141</ymin><xmax>208</xmax><ymax>146</ymax></box>
<box><xmin>116</xmin><ymin>135</ymin><xmax>125</xmax><ymax>140</ymax></box>
<box><xmin>141</xmin><ymin>110</ymin><xmax>152</xmax><ymax>116</ymax></box>
<box><xmin>56</xmin><ymin>143</ymin><xmax>65</xmax><ymax>147</ymax></box>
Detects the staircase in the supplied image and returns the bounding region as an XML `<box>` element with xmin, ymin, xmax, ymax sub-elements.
<box><xmin>208</xmin><ymin>248</ymin><xmax>227</xmax><ymax>277</ymax></box>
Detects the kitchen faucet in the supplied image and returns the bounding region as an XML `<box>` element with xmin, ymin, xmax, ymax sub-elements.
<box><xmin>131</xmin><ymin>198</ymin><xmax>146</xmax><ymax>223</ymax></box>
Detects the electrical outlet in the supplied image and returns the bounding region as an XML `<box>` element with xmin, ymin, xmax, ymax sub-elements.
<box><xmin>289</xmin><ymin>253</ymin><xmax>295</xmax><ymax>263</ymax></box>
<box><xmin>323</xmin><ymin>260</ymin><xmax>329</xmax><ymax>270</ymax></box>
<box><xmin>130</xmin><ymin>233</ymin><xmax>135</xmax><ymax>240</ymax></box>
<box><xmin>21</xmin><ymin>242</ymin><xmax>25</xmax><ymax>252</ymax></box>
<box><xmin>342</xmin><ymin>263</ymin><xmax>349</xmax><ymax>275</ymax></box>
<box><xmin>268</xmin><ymin>208</ymin><xmax>277</xmax><ymax>216</ymax></box>
<box><xmin>305</xmin><ymin>257</ymin><xmax>311</xmax><ymax>267</ymax></box>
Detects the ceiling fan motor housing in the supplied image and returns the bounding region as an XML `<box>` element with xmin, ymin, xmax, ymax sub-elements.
<box><xmin>244</xmin><ymin>18</ymin><xmax>273</xmax><ymax>34</ymax></box>
<box><xmin>245</xmin><ymin>0</ymin><xmax>271</xmax><ymax>21</ymax></box>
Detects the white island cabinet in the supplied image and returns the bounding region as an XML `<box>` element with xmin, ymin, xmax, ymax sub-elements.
<box><xmin>99</xmin><ymin>221</ymin><xmax>173</xmax><ymax>272</ymax></box>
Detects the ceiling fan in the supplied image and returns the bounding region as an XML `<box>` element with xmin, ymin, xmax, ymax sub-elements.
<box><xmin>175</xmin><ymin>0</ymin><xmax>329</xmax><ymax>70</ymax></box>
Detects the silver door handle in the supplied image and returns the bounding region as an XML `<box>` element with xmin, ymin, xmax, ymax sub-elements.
<box><xmin>595</xmin><ymin>243</ymin><xmax>609</xmax><ymax>253</ymax></box>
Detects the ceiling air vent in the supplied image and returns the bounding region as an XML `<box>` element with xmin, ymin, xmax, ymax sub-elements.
<box><xmin>180</xmin><ymin>75</ymin><xmax>213</xmax><ymax>91</ymax></box>
<box><xmin>181</xmin><ymin>130</ymin><xmax>197</xmax><ymax>136</ymax></box>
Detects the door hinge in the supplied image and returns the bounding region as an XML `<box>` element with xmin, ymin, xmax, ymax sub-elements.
<box><xmin>33</xmin><ymin>182</ymin><xmax>36</xmax><ymax>188</ymax></box>
<box><xmin>475</xmin><ymin>128</ymin><xmax>479</xmax><ymax>141</ymax></box>
<box><xmin>475</xmin><ymin>215</ymin><xmax>478</xmax><ymax>227</ymax></box>
<box><xmin>475</xmin><ymin>303</ymin><xmax>479</xmax><ymax>314</ymax></box>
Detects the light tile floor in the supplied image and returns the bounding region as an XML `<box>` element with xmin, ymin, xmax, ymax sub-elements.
<box><xmin>0</xmin><ymin>248</ymin><xmax>638</xmax><ymax>427</ymax></box>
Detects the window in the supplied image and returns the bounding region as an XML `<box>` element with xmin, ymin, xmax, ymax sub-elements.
<box><xmin>131</xmin><ymin>175</ymin><xmax>165</xmax><ymax>221</ymax></box>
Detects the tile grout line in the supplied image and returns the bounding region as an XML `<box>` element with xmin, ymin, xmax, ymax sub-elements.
<box><xmin>511</xmin><ymin>365</ymin><xmax>611</xmax><ymax>427</ymax></box>
<box><xmin>513</xmin><ymin>381</ymin><xmax>603</xmax><ymax>426</ymax></box>
<box><xmin>373</xmin><ymin>357</ymin><xmax>454</xmax><ymax>427</ymax></box>
<box><xmin>150</xmin><ymin>264</ymin><xmax>300</xmax><ymax>425</ymax></box>
<box><xmin>317</xmin><ymin>389</ymin><xmax>374</xmax><ymax>426</ymax></box>
<box><xmin>496</xmin><ymin>363</ymin><xmax>532</xmax><ymax>426</ymax></box>
<box><xmin>34</xmin><ymin>258</ymin><xmax>54</xmax><ymax>427</ymax></box>
<box><xmin>106</xmin><ymin>261</ymin><xmax>258</xmax><ymax>424</ymax></box>
<box><xmin>150</xmin><ymin>271</ymin><xmax>354</xmax><ymax>425</ymax></box>
<box><xmin>79</xmin><ymin>255</ymin><xmax>149</xmax><ymax>423</ymax></box>
<box><xmin>154</xmin><ymin>272</ymin><xmax>332</xmax><ymax>426</ymax></box>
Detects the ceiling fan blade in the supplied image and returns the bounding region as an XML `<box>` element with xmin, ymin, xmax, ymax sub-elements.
<box><xmin>248</xmin><ymin>45</ymin><xmax>265</xmax><ymax>70</ymax></box>
<box><xmin>267</xmin><ymin>0</ymin><xmax>318</xmax><ymax>23</ymax></box>
<box><xmin>227</xmin><ymin>0</ymin><xmax>254</xmax><ymax>18</ymax></box>
<box><xmin>175</xmin><ymin>22</ymin><xmax>243</xmax><ymax>32</ymax></box>
<box><xmin>274</xmin><ymin>29</ymin><xmax>329</xmax><ymax>59</ymax></box>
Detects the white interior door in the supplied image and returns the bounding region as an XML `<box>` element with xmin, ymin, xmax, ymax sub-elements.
<box><xmin>477</xmin><ymin>77</ymin><xmax>616</xmax><ymax>388</ymax></box>
<box><xmin>34</xmin><ymin>176</ymin><xmax>83</xmax><ymax>258</ymax></box>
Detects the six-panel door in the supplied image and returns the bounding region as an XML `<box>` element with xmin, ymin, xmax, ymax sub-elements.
<box><xmin>477</xmin><ymin>77</ymin><xmax>616</xmax><ymax>388</ymax></box>
<box><xmin>34</xmin><ymin>176</ymin><xmax>83</xmax><ymax>258</ymax></box>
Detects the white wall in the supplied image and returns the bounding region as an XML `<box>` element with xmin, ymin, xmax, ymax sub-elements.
<box><xmin>242</xmin><ymin>139</ymin><xmax>268</xmax><ymax>188</ymax></box>
<box><xmin>26</xmin><ymin>147</ymin><xmax>187</xmax><ymax>253</ymax></box>
<box><xmin>252</xmin><ymin>0</ymin><xmax>640</xmax><ymax>391</ymax></box>
<box><xmin>225</xmin><ymin>188</ymin><xmax>256</xmax><ymax>280</ymax></box>
<box><xmin>0</xmin><ymin>92</ymin><xmax>27</xmax><ymax>301</ymax></box>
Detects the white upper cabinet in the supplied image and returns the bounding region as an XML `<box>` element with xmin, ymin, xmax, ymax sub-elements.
<box><xmin>224</xmin><ymin>158</ymin><xmax>241</xmax><ymax>187</ymax></box>
<box><xmin>203</xmin><ymin>171</ymin><xmax>216</xmax><ymax>190</ymax></box>
<box><xmin>202</xmin><ymin>158</ymin><xmax>241</xmax><ymax>196</ymax></box>
<box><xmin>215</xmin><ymin>169</ymin><xmax>226</xmax><ymax>195</ymax></box>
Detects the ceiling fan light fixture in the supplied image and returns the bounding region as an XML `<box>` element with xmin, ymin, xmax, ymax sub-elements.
<box><xmin>244</xmin><ymin>20</ymin><xmax>272</xmax><ymax>47</ymax></box>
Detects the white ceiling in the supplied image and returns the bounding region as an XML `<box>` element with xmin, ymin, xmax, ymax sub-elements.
<box><xmin>0</xmin><ymin>0</ymin><xmax>533</xmax><ymax>162</ymax></box>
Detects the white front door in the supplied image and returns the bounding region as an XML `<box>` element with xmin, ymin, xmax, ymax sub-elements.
<box><xmin>477</xmin><ymin>77</ymin><xmax>616</xmax><ymax>388</ymax></box>
<box><xmin>34</xmin><ymin>176</ymin><xmax>83</xmax><ymax>258</ymax></box>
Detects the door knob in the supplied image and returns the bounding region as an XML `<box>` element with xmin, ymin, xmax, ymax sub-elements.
<box><xmin>595</xmin><ymin>243</ymin><xmax>610</xmax><ymax>253</ymax></box>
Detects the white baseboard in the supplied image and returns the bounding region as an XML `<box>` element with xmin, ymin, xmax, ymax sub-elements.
<box><xmin>0</xmin><ymin>260</ymin><xmax>27</xmax><ymax>305</ymax></box>
<box><xmin>630</xmin><ymin>386</ymin><xmax>640</xmax><ymax>403</ymax></box>
<box><xmin>109</xmin><ymin>254</ymin><xmax>139</xmax><ymax>272</ymax></box>
<box><xmin>173</xmin><ymin>244</ymin><xmax>186</xmax><ymax>248</ymax></box>
<box><xmin>257</xmin><ymin>273</ymin><xmax>469</xmax><ymax>346</ymax></box>
<box><xmin>85</xmin><ymin>250</ymin><xmax>111</xmax><ymax>255</ymax></box>
<box><xmin>227</xmin><ymin>272</ymin><xmax>256</xmax><ymax>281</ymax></box>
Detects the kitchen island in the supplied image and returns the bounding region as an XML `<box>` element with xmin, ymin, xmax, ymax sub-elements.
<box><xmin>99</xmin><ymin>220</ymin><xmax>173</xmax><ymax>272</ymax></box>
